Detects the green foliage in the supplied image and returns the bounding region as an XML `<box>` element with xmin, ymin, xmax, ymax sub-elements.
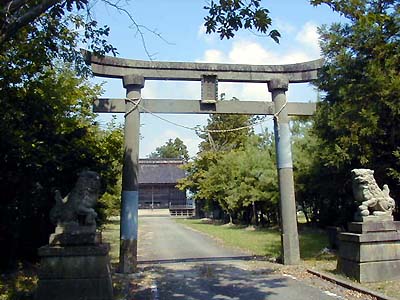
<box><xmin>198</xmin><ymin>137</ymin><xmax>278</xmax><ymax>223</ymax></box>
<box><xmin>148</xmin><ymin>137</ymin><xmax>189</xmax><ymax>161</ymax></box>
<box><xmin>0</xmin><ymin>5</ymin><xmax>116</xmax><ymax>79</ymax></box>
<box><xmin>96</xmin><ymin>119</ymin><xmax>124</xmax><ymax>221</ymax></box>
<box><xmin>0</xmin><ymin>0</ymin><xmax>124</xmax><ymax>268</ymax></box>
<box><xmin>290</xmin><ymin>119</ymin><xmax>357</xmax><ymax>225</ymax></box>
<box><xmin>203</xmin><ymin>0</ymin><xmax>280</xmax><ymax>42</ymax></box>
<box><xmin>198</xmin><ymin>106</ymin><xmax>254</xmax><ymax>152</ymax></box>
<box><xmin>0</xmin><ymin>64</ymin><xmax>124</xmax><ymax>267</ymax></box>
<box><xmin>178</xmin><ymin>111</ymin><xmax>256</xmax><ymax>219</ymax></box>
<box><xmin>179</xmin><ymin>115</ymin><xmax>280</xmax><ymax>225</ymax></box>
<box><xmin>177</xmin><ymin>102</ymin><xmax>284</xmax><ymax>225</ymax></box>
<box><xmin>0</xmin><ymin>0</ymin><xmax>117</xmax><ymax>58</ymax></box>
<box><xmin>0</xmin><ymin>40</ymin><xmax>122</xmax><ymax>268</ymax></box>
<box><xmin>304</xmin><ymin>0</ymin><xmax>400</xmax><ymax>225</ymax></box>
<box><xmin>179</xmin><ymin>110</ymin><xmax>254</xmax><ymax>195</ymax></box>
<box><xmin>0</xmin><ymin>263</ymin><xmax>38</xmax><ymax>300</ymax></box>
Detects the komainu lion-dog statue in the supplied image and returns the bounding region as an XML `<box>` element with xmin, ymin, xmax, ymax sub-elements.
<box><xmin>352</xmin><ymin>168</ymin><xmax>395</xmax><ymax>220</ymax></box>
<box><xmin>50</xmin><ymin>170</ymin><xmax>100</xmax><ymax>231</ymax></box>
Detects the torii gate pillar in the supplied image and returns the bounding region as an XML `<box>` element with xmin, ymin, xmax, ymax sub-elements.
<box><xmin>119</xmin><ymin>75</ymin><xmax>144</xmax><ymax>273</ymax></box>
<box><xmin>268</xmin><ymin>77</ymin><xmax>300</xmax><ymax>265</ymax></box>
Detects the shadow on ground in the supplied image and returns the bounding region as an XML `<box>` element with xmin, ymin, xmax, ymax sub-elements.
<box><xmin>116</xmin><ymin>262</ymin><xmax>287</xmax><ymax>300</ymax></box>
<box><xmin>137</xmin><ymin>255</ymin><xmax>258</xmax><ymax>265</ymax></box>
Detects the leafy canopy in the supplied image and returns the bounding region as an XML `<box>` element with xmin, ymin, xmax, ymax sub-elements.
<box><xmin>204</xmin><ymin>0</ymin><xmax>280</xmax><ymax>42</ymax></box>
<box><xmin>148</xmin><ymin>138</ymin><xmax>189</xmax><ymax>161</ymax></box>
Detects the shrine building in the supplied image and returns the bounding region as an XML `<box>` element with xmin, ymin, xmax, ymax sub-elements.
<box><xmin>138</xmin><ymin>158</ymin><xmax>187</xmax><ymax>208</ymax></box>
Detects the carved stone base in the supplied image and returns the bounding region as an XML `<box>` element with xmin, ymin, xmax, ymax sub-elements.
<box><xmin>354</xmin><ymin>214</ymin><xmax>393</xmax><ymax>223</ymax></box>
<box><xmin>49</xmin><ymin>231</ymin><xmax>102</xmax><ymax>246</ymax></box>
<box><xmin>36</xmin><ymin>243</ymin><xmax>113</xmax><ymax>300</ymax></box>
<box><xmin>337</xmin><ymin>221</ymin><xmax>400</xmax><ymax>282</ymax></box>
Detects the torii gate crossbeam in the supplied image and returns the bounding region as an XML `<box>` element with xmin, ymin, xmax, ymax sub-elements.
<box><xmin>86</xmin><ymin>51</ymin><xmax>323</xmax><ymax>273</ymax></box>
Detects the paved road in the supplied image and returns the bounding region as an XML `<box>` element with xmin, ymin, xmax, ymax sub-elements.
<box><xmin>133</xmin><ymin>210</ymin><xmax>373</xmax><ymax>300</ymax></box>
<box><xmin>138</xmin><ymin>210</ymin><xmax>247</xmax><ymax>263</ymax></box>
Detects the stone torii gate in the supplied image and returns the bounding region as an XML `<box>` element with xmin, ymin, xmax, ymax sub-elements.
<box><xmin>85</xmin><ymin>51</ymin><xmax>323</xmax><ymax>273</ymax></box>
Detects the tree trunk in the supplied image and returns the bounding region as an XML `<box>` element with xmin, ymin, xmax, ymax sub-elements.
<box><xmin>251</xmin><ymin>201</ymin><xmax>258</xmax><ymax>226</ymax></box>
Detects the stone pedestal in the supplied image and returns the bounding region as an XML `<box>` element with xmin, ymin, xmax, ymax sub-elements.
<box><xmin>337</xmin><ymin>220</ymin><xmax>400</xmax><ymax>282</ymax></box>
<box><xmin>36</xmin><ymin>229</ymin><xmax>113</xmax><ymax>300</ymax></box>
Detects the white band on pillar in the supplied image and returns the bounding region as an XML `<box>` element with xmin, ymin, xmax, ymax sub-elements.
<box><xmin>274</xmin><ymin>123</ymin><xmax>293</xmax><ymax>169</ymax></box>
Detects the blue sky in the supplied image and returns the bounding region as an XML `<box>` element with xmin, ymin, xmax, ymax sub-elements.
<box><xmin>90</xmin><ymin>0</ymin><xmax>344</xmax><ymax>158</ymax></box>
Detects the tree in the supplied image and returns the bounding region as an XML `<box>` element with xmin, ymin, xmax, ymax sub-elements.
<box><xmin>198</xmin><ymin>98</ymin><xmax>255</xmax><ymax>152</ymax></box>
<box><xmin>178</xmin><ymin>104</ymin><xmax>256</xmax><ymax>217</ymax></box>
<box><xmin>96</xmin><ymin>118</ymin><xmax>124</xmax><ymax>220</ymax></box>
<box><xmin>0</xmin><ymin>5</ymin><xmax>126</xmax><ymax>265</ymax></box>
<box><xmin>204</xmin><ymin>0</ymin><xmax>280</xmax><ymax>42</ymax></box>
<box><xmin>0</xmin><ymin>0</ymin><xmax>131</xmax><ymax>269</ymax></box>
<box><xmin>178</xmin><ymin>106</ymin><xmax>280</xmax><ymax>225</ymax></box>
<box><xmin>0</xmin><ymin>64</ymin><xmax>123</xmax><ymax>268</ymax></box>
<box><xmin>0</xmin><ymin>0</ymin><xmax>81</xmax><ymax>45</ymax></box>
<box><xmin>148</xmin><ymin>137</ymin><xmax>189</xmax><ymax>161</ymax></box>
<box><xmin>308</xmin><ymin>0</ymin><xmax>400</xmax><ymax>224</ymax></box>
<box><xmin>198</xmin><ymin>135</ymin><xmax>279</xmax><ymax>225</ymax></box>
<box><xmin>179</xmin><ymin>133</ymin><xmax>279</xmax><ymax>225</ymax></box>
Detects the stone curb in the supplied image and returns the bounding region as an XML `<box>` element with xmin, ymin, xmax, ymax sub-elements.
<box><xmin>307</xmin><ymin>269</ymin><xmax>398</xmax><ymax>300</ymax></box>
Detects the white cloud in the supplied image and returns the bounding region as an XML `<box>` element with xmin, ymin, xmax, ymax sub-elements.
<box><xmin>275</xmin><ymin>18</ymin><xmax>296</xmax><ymax>35</ymax></box>
<box><xmin>199</xmin><ymin>49</ymin><xmax>228</xmax><ymax>63</ymax></box>
<box><xmin>228</xmin><ymin>40</ymin><xmax>275</xmax><ymax>65</ymax></box>
<box><xmin>197</xmin><ymin>23</ymin><xmax>218</xmax><ymax>44</ymax></box>
<box><xmin>280</xmin><ymin>52</ymin><xmax>313</xmax><ymax>64</ymax></box>
<box><xmin>295</xmin><ymin>21</ymin><xmax>320</xmax><ymax>57</ymax></box>
<box><xmin>217</xmin><ymin>82</ymin><xmax>271</xmax><ymax>101</ymax></box>
<box><xmin>226</xmin><ymin>38</ymin><xmax>318</xmax><ymax>65</ymax></box>
<box><xmin>197</xmin><ymin>23</ymin><xmax>207</xmax><ymax>37</ymax></box>
<box><xmin>182</xmin><ymin>136</ymin><xmax>203</xmax><ymax>158</ymax></box>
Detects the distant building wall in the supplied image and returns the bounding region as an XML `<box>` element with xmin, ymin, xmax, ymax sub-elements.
<box><xmin>138</xmin><ymin>159</ymin><xmax>186</xmax><ymax>208</ymax></box>
<box><xmin>139</xmin><ymin>184</ymin><xmax>186</xmax><ymax>208</ymax></box>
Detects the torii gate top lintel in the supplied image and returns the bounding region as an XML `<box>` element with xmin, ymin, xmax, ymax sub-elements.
<box><xmin>84</xmin><ymin>50</ymin><xmax>323</xmax><ymax>83</ymax></box>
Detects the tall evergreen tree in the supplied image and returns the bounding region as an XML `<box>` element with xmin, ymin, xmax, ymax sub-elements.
<box><xmin>310</xmin><ymin>0</ymin><xmax>400</xmax><ymax>224</ymax></box>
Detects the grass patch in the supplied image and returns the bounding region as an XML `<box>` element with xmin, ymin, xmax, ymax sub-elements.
<box><xmin>101</xmin><ymin>218</ymin><xmax>120</xmax><ymax>264</ymax></box>
<box><xmin>364</xmin><ymin>280</ymin><xmax>400</xmax><ymax>299</ymax></box>
<box><xmin>175</xmin><ymin>219</ymin><xmax>329</xmax><ymax>260</ymax></box>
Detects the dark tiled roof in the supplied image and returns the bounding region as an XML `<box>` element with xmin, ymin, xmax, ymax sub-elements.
<box><xmin>138</xmin><ymin>158</ymin><xmax>185</xmax><ymax>184</ymax></box>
